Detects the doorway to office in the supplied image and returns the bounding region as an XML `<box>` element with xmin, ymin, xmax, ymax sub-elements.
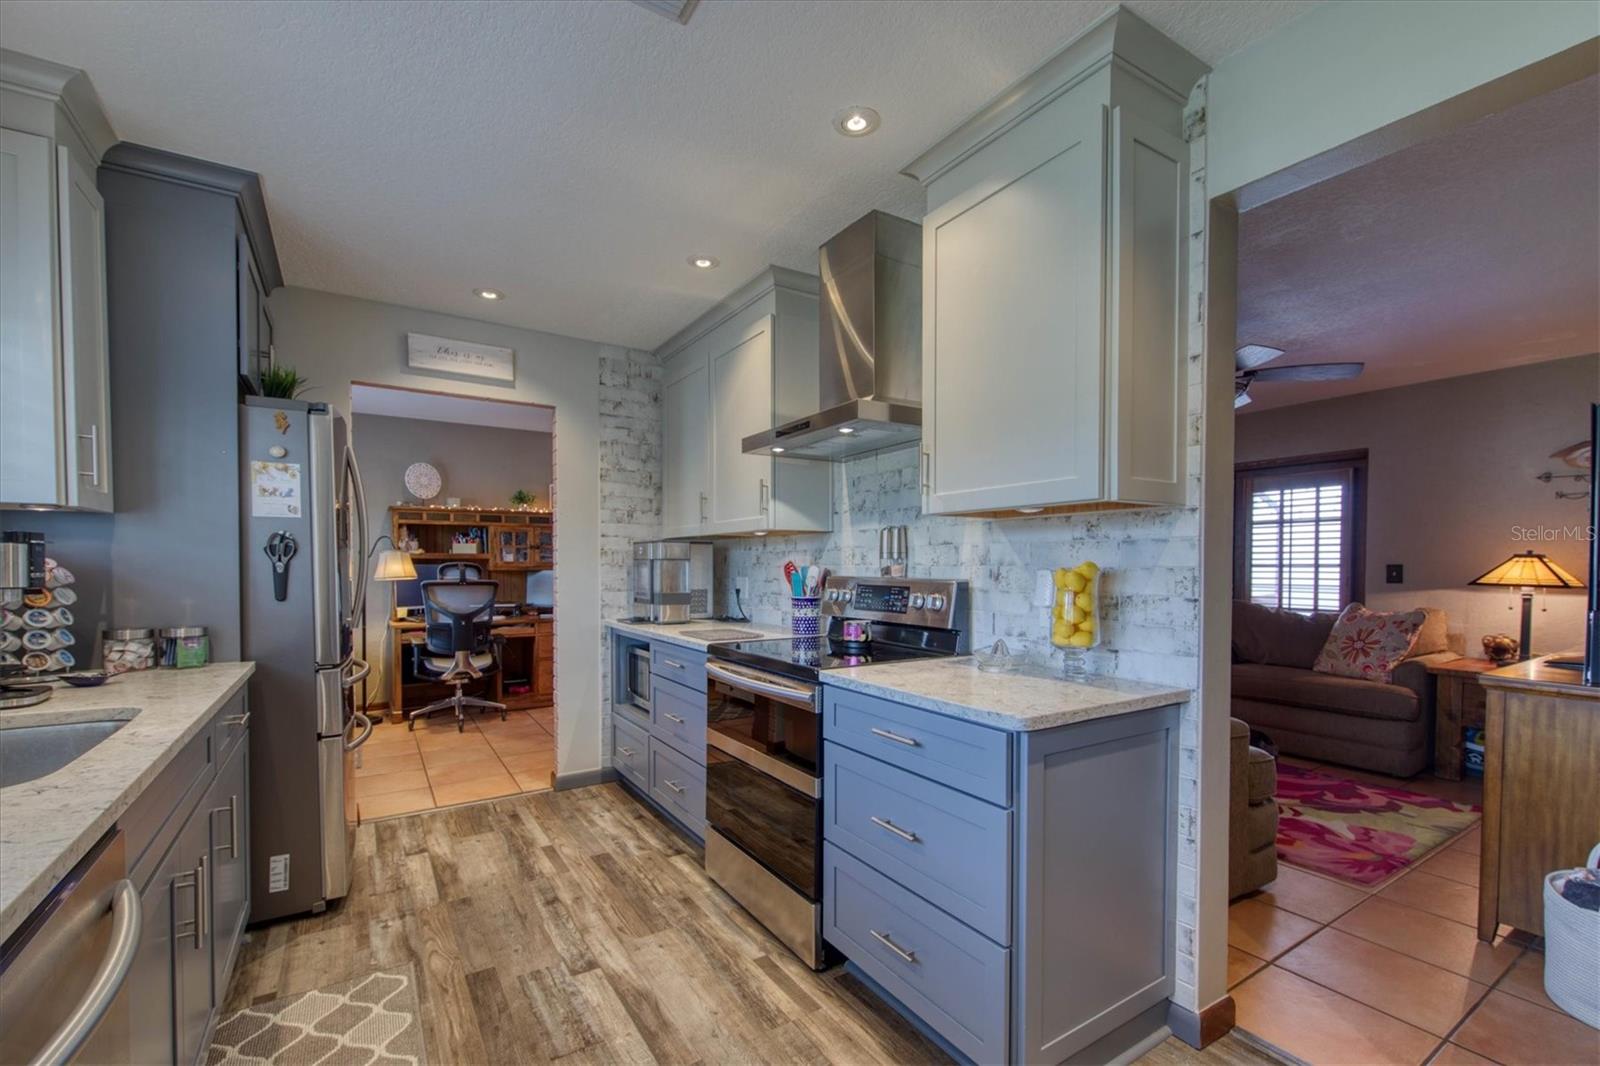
<box><xmin>346</xmin><ymin>381</ymin><xmax>559</xmax><ymax>818</ymax></box>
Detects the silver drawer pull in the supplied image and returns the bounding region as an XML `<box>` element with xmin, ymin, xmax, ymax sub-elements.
<box><xmin>870</xmin><ymin>816</ymin><xmax>919</xmax><ymax>843</ymax></box>
<box><xmin>870</xmin><ymin>929</ymin><xmax>917</xmax><ymax>964</ymax></box>
<box><xmin>663</xmin><ymin>779</ymin><xmax>686</xmax><ymax>794</ymax></box>
<box><xmin>224</xmin><ymin>712</ymin><xmax>251</xmax><ymax>728</ymax></box>
<box><xmin>619</xmin><ymin>746</ymin><xmax>635</xmax><ymax>757</ymax></box>
<box><xmin>212</xmin><ymin>794</ymin><xmax>240</xmax><ymax>859</ymax></box>
<box><xmin>870</xmin><ymin>726</ymin><xmax>920</xmax><ymax>747</ymax></box>
<box><xmin>660</xmin><ymin>658</ymin><xmax>685</xmax><ymax>670</ymax></box>
<box><xmin>663</xmin><ymin>712</ymin><xmax>686</xmax><ymax>725</ymax></box>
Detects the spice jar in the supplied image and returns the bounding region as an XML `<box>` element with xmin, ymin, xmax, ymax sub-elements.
<box><xmin>159</xmin><ymin>626</ymin><xmax>210</xmax><ymax>669</ymax></box>
<box><xmin>103</xmin><ymin>627</ymin><xmax>157</xmax><ymax>673</ymax></box>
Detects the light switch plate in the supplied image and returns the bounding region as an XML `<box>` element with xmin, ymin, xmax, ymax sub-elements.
<box><xmin>1386</xmin><ymin>564</ymin><xmax>1404</xmax><ymax>584</ymax></box>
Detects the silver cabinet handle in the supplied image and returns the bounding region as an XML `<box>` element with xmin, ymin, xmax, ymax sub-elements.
<box><xmin>662</xmin><ymin>712</ymin><xmax>686</xmax><ymax>725</ymax></box>
<box><xmin>660</xmin><ymin>658</ymin><xmax>685</xmax><ymax>670</ymax></box>
<box><xmin>759</xmin><ymin>478</ymin><xmax>769</xmax><ymax>514</ymax></box>
<box><xmin>173</xmin><ymin>857</ymin><xmax>206</xmax><ymax>951</ymax></box>
<box><xmin>663</xmin><ymin>779</ymin><xmax>685</xmax><ymax>794</ymax></box>
<box><xmin>870</xmin><ymin>726</ymin><xmax>920</xmax><ymax>747</ymax></box>
<box><xmin>699</xmin><ymin>492</ymin><xmax>708</xmax><ymax>523</ymax></box>
<box><xmin>870</xmin><ymin>929</ymin><xmax>917</xmax><ymax>964</ymax></box>
<box><xmin>34</xmin><ymin>879</ymin><xmax>142</xmax><ymax>1066</ymax></box>
<box><xmin>618</xmin><ymin>746</ymin><xmax>635</xmax><ymax>757</ymax></box>
<box><xmin>870</xmin><ymin>816</ymin><xmax>919</xmax><ymax>843</ymax></box>
<box><xmin>225</xmin><ymin>711</ymin><xmax>251</xmax><ymax>729</ymax></box>
<box><xmin>213</xmin><ymin>794</ymin><xmax>240</xmax><ymax>859</ymax></box>
<box><xmin>920</xmin><ymin>450</ymin><xmax>930</xmax><ymax>493</ymax></box>
<box><xmin>197</xmin><ymin>854</ymin><xmax>208</xmax><ymax>949</ymax></box>
<box><xmin>76</xmin><ymin>424</ymin><xmax>100</xmax><ymax>486</ymax></box>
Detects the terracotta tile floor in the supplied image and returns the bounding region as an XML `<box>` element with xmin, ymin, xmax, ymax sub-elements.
<box><xmin>350</xmin><ymin>708</ymin><xmax>555</xmax><ymax>819</ymax></box>
<box><xmin>1229</xmin><ymin>757</ymin><xmax>1597</xmax><ymax>1065</ymax></box>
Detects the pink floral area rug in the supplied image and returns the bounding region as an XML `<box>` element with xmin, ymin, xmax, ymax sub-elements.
<box><xmin>1275</xmin><ymin>763</ymin><xmax>1480</xmax><ymax>886</ymax></box>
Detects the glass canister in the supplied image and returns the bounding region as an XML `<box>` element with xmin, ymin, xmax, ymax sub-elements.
<box><xmin>1051</xmin><ymin>561</ymin><xmax>1102</xmax><ymax>679</ymax></box>
<box><xmin>103</xmin><ymin>627</ymin><xmax>157</xmax><ymax>673</ymax></box>
<box><xmin>159</xmin><ymin>626</ymin><xmax>210</xmax><ymax>668</ymax></box>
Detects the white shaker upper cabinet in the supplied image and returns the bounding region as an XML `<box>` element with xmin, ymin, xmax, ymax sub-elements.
<box><xmin>0</xmin><ymin>56</ymin><xmax>115</xmax><ymax>512</ymax></box>
<box><xmin>660</xmin><ymin>342</ymin><xmax>711</xmax><ymax>540</ymax></box>
<box><xmin>655</xmin><ymin>268</ymin><xmax>830</xmax><ymax>538</ymax></box>
<box><xmin>908</xmin><ymin>8</ymin><xmax>1202</xmax><ymax>519</ymax></box>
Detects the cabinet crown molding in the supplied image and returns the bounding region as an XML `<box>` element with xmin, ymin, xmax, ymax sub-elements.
<box><xmin>654</xmin><ymin>264</ymin><xmax>819</xmax><ymax>363</ymax></box>
<box><xmin>0</xmin><ymin>48</ymin><xmax>116</xmax><ymax>164</ymax></box>
<box><xmin>900</xmin><ymin>5</ymin><xmax>1208</xmax><ymax>186</ymax></box>
<box><xmin>101</xmin><ymin>141</ymin><xmax>284</xmax><ymax>293</ymax></box>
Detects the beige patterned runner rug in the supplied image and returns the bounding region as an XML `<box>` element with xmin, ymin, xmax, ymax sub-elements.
<box><xmin>208</xmin><ymin>969</ymin><xmax>427</xmax><ymax>1066</ymax></box>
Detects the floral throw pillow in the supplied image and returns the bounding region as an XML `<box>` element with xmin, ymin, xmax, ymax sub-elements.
<box><xmin>1312</xmin><ymin>603</ymin><xmax>1426</xmax><ymax>682</ymax></box>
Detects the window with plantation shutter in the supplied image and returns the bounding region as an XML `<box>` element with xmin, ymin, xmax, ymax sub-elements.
<box><xmin>1235</xmin><ymin>452</ymin><xmax>1366</xmax><ymax>612</ymax></box>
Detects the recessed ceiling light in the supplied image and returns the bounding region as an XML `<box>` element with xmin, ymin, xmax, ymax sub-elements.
<box><xmin>1017</xmin><ymin>507</ymin><xmax>1044</xmax><ymax>514</ymax></box>
<box><xmin>771</xmin><ymin>446</ymin><xmax>785</xmax><ymax>453</ymax></box>
<box><xmin>838</xmin><ymin>426</ymin><xmax>855</xmax><ymax>434</ymax></box>
<box><xmin>688</xmin><ymin>255</ymin><xmax>720</xmax><ymax>270</ymax></box>
<box><xmin>474</xmin><ymin>288</ymin><xmax>504</xmax><ymax>300</ymax></box>
<box><xmin>753</xmin><ymin>531</ymin><xmax>768</xmax><ymax>537</ymax></box>
<box><xmin>833</xmin><ymin>106</ymin><xmax>880</xmax><ymax>137</ymax></box>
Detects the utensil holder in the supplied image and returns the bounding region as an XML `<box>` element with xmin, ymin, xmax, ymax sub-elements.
<box><xmin>791</xmin><ymin>597</ymin><xmax>821</xmax><ymax>638</ymax></box>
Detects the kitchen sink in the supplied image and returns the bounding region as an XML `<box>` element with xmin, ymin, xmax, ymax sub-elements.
<box><xmin>686</xmin><ymin>628</ymin><xmax>767</xmax><ymax>642</ymax></box>
<box><xmin>0</xmin><ymin>717</ymin><xmax>133</xmax><ymax>788</ymax></box>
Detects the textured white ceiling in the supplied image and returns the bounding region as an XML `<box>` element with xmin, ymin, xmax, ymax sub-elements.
<box><xmin>1237</xmin><ymin>75</ymin><xmax>1600</xmax><ymax>413</ymax></box>
<box><xmin>0</xmin><ymin>0</ymin><xmax>1312</xmax><ymax>350</ymax></box>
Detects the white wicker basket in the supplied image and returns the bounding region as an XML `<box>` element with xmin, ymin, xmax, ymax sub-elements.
<box><xmin>1543</xmin><ymin>842</ymin><xmax>1600</xmax><ymax>1029</ymax></box>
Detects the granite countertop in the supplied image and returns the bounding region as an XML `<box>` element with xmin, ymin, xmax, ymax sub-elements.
<box><xmin>824</xmin><ymin>657</ymin><xmax>1190</xmax><ymax>731</ymax></box>
<box><xmin>606</xmin><ymin>619</ymin><xmax>789</xmax><ymax>650</ymax></box>
<box><xmin>0</xmin><ymin>662</ymin><xmax>254</xmax><ymax>940</ymax></box>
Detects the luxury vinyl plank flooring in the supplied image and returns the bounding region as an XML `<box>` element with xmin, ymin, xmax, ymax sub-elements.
<box><xmin>227</xmin><ymin>784</ymin><xmax>1284</xmax><ymax>1066</ymax></box>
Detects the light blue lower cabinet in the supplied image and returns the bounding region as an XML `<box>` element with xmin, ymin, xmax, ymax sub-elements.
<box><xmin>823</xmin><ymin>843</ymin><xmax>1010</xmax><ymax>1064</ymax></box>
<box><xmin>612</xmin><ymin>718</ymin><xmax>649</xmax><ymax>790</ymax></box>
<box><xmin>820</xmin><ymin>691</ymin><xmax>1179</xmax><ymax>1066</ymax></box>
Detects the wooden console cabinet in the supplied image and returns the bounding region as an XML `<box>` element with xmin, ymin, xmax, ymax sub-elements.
<box><xmin>1477</xmin><ymin>659</ymin><xmax>1600</xmax><ymax>941</ymax></box>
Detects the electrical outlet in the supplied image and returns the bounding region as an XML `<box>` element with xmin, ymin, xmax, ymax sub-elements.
<box><xmin>1386</xmin><ymin>564</ymin><xmax>1404</xmax><ymax>584</ymax></box>
<box><xmin>732</xmin><ymin>579</ymin><xmax>747</xmax><ymax>614</ymax></box>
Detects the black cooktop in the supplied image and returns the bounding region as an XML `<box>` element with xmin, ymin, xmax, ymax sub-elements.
<box><xmin>709</xmin><ymin>622</ymin><xmax>962</xmax><ymax>684</ymax></box>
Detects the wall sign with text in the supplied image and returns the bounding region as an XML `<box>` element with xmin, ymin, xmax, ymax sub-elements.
<box><xmin>406</xmin><ymin>333</ymin><xmax>515</xmax><ymax>383</ymax></box>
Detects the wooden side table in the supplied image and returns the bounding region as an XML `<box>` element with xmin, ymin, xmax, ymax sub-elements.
<box><xmin>1426</xmin><ymin>657</ymin><xmax>1498</xmax><ymax>780</ymax></box>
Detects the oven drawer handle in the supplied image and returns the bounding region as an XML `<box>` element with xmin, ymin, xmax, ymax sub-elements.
<box><xmin>663</xmin><ymin>779</ymin><xmax>686</xmax><ymax>794</ymax></box>
<box><xmin>870</xmin><ymin>816</ymin><xmax>919</xmax><ymax>843</ymax></box>
<box><xmin>662</xmin><ymin>712</ymin><xmax>686</xmax><ymax>725</ymax></box>
<box><xmin>705</xmin><ymin>662</ymin><xmax>817</xmax><ymax>709</ymax></box>
<box><xmin>870</xmin><ymin>929</ymin><xmax>917</xmax><ymax>964</ymax></box>
<box><xmin>869</xmin><ymin>726</ymin><xmax>920</xmax><ymax>747</ymax></box>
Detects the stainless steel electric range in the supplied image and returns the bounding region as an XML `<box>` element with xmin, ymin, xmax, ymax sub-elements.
<box><xmin>701</xmin><ymin>575</ymin><xmax>969</xmax><ymax>969</ymax></box>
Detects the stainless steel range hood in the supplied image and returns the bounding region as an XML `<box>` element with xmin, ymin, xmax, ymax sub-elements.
<box><xmin>742</xmin><ymin>210</ymin><xmax>922</xmax><ymax>460</ymax></box>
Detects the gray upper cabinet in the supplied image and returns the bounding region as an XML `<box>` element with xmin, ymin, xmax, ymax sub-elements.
<box><xmin>657</xmin><ymin>268</ymin><xmax>831</xmax><ymax>538</ymax></box>
<box><xmin>0</xmin><ymin>52</ymin><xmax>116</xmax><ymax>511</ymax></box>
<box><xmin>905</xmin><ymin>9</ymin><xmax>1205</xmax><ymax>518</ymax></box>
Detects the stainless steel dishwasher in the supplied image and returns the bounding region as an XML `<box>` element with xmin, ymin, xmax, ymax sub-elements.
<box><xmin>0</xmin><ymin>829</ymin><xmax>141</xmax><ymax>1065</ymax></box>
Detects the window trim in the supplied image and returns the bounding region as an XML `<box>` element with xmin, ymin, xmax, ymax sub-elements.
<box><xmin>1234</xmin><ymin>449</ymin><xmax>1368</xmax><ymax>610</ymax></box>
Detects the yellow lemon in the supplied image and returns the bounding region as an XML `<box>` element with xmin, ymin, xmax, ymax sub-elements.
<box><xmin>1068</xmin><ymin>631</ymin><xmax>1095</xmax><ymax>648</ymax></box>
<box><xmin>1077</xmin><ymin>616</ymin><xmax>1095</xmax><ymax>633</ymax></box>
<box><xmin>1062</xmin><ymin>571</ymin><xmax>1087</xmax><ymax>593</ymax></box>
<box><xmin>1052</xmin><ymin>620</ymin><xmax>1075</xmax><ymax>645</ymax></box>
<box><xmin>1074</xmin><ymin>591</ymin><xmax>1095</xmax><ymax>612</ymax></box>
<box><xmin>1070</xmin><ymin>606</ymin><xmax>1087</xmax><ymax>625</ymax></box>
<box><xmin>1074</xmin><ymin>561</ymin><xmax>1100</xmax><ymax>578</ymax></box>
<box><xmin>1053</xmin><ymin>567</ymin><xmax>1072</xmax><ymax>589</ymax></box>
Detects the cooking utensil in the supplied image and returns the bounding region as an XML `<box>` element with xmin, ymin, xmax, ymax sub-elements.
<box><xmin>264</xmin><ymin>530</ymin><xmax>298</xmax><ymax>602</ymax></box>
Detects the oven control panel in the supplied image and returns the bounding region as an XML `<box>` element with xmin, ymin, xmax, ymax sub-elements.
<box><xmin>822</xmin><ymin>575</ymin><xmax>967</xmax><ymax>631</ymax></box>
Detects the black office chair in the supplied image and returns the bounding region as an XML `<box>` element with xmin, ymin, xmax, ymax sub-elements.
<box><xmin>406</xmin><ymin>575</ymin><xmax>507</xmax><ymax>732</ymax></box>
<box><xmin>437</xmin><ymin>561</ymin><xmax>484</xmax><ymax>581</ymax></box>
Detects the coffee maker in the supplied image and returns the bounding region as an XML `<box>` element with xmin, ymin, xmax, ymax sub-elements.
<box><xmin>631</xmin><ymin>540</ymin><xmax>713</xmax><ymax>624</ymax></box>
<box><xmin>1</xmin><ymin>531</ymin><xmax>51</xmax><ymax>708</ymax></box>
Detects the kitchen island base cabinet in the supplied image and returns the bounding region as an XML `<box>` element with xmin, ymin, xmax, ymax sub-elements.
<box><xmin>821</xmin><ymin>687</ymin><xmax>1177</xmax><ymax>1065</ymax></box>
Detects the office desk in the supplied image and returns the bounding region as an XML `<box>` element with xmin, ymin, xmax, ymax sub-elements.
<box><xmin>387</xmin><ymin>613</ymin><xmax>554</xmax><ymax>722</ymax></box>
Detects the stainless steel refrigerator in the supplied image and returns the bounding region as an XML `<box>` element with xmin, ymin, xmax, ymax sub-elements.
<box><xmin>240</xmin><ymin>397</ymin><xmax>373</xmax><ymax>921</ymax></box>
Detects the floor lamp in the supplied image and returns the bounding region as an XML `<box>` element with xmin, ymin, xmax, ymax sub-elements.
<box><xmin>367</xmin><ymin>535</ymin><xmax>418</xmax><ymax>718</ymax></box>
<box><xmin>1469</xmin><ymin>550</ymin><xmax>1585</xmax><ymax>660</ymax></box>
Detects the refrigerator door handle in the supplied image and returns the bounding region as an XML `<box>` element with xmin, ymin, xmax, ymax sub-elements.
<box><xmin>315</xmin><ymin>664</ymin><xmax>345</xmax><ymax>738</ymax></box>
<box><xmin>343</xmin><ymin>444</ymin><xmax>370</xmax><ymax>633</ymax></box>
<box><xmin>342</xmin><ymin>657</ymin><xmax>370</xmax><ymax>690</ymax></box>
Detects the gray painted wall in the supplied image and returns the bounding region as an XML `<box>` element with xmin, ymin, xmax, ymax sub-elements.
<box><xmin>267</xmin><ymin>285</ymin><xmax>615</xmax><ymax>777</ymax></box>
<box><xmin>354</xmin><ymin>414</ymin><xmax>552</xmax><ymax>514</ymax></box>
<box><xmin>3</xmin><ymin>170</ymin><xmax>245</xmax><ymax>662</ymax></box>
<box><xmin>1235</xmin><ymin>354</ymin><xmax>1599</xmax><ymax>653</ymax></box>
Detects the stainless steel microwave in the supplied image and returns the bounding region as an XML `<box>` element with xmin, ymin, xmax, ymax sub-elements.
<box><xmin>625</xmin><ymin>646</ymin><xmax>652</xmax><ymax>714</ymax></box>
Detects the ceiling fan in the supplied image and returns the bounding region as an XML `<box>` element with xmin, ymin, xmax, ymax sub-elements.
<box><xmin>1234</xmin><ymin>345</ymin><xmax>1364</xmax><ymax>409</ymax></box>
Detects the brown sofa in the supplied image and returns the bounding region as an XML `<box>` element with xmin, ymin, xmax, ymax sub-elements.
<box><xmin>1230</xmin><ymin>601</ymin><xmax>1455</xmax><ymax>777</ymax></box>
<box><xmin>1230</xmin><ymin>717</ymin><xmax>1278</xmax><ymax>898</ymax></box>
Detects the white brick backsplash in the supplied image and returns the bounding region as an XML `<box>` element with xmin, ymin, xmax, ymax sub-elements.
<box><xmin>597</xmin><ymin>345</ymin><xmax>662</xmax><ymax>763</ymax></box>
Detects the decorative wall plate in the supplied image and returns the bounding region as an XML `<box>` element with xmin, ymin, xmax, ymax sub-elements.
<box><xmin>403</xmin><ymin>462</ymin><xmax>441</xmax><ymax>500</ymax></box>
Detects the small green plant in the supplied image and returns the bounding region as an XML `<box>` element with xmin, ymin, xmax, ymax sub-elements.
<box><xmin>510</xmin><ymin>489</ymin><xmax>535</xmax><ymax>507</ymax></box>
<box><xmin>259</xmin><ymin>364</ymin><xmax>312</xmax><ymax>399</ymax></box>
